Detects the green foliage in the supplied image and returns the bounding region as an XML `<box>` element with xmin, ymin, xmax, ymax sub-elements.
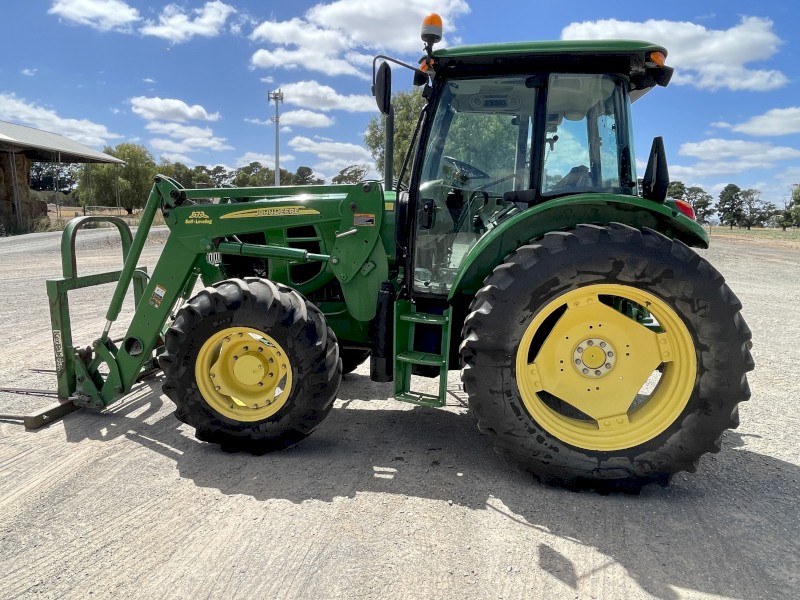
<box><xmin>716</xmin><ymin>184</ymin><xmax>743</xmax><ymax>229</ymax></box>
<box><xmin>74</xmin><ymin>143</ymin><xmax>326</xmax><ymax>210</ymax></box>
<box><xmin>76</xmin><ymin>143</ymin><xmax>156</xmax><ymax>211</ymax></box>
<box><xmin>30</xmin><ymin>163</ymin><xmax>81</xmax><ymax>192</ymax></box>
<box><xmin>739</xmin><ymin>188</ymin><xmax>765</xmax><ymax>230</ymax></box>
<box><xmin>332</xmin><ymin>164</ymin><xmax>370</xmax><ymax>184</ymax></box>
<box><xmin>685</xmin><ymin>186</ymin><xmax>714</xmax><ymax>224</ymax></box>
<box><xmin>442</xmin><ymin>112</ymin><xmax>518</xmax><ymax>177</ymax></box>
<box><xmin>776</xmin><ymin>187</ymin><xmax>800</xmax><ymax>230</ymax></box>
<box><xmin>293</xmin><ymin>166</ymin><xmax>324</xmax><ymax>186</ymax></box>
<box><xmin>666</xmin><ymin>180</ymin><xmax>686</xmax><ymax>200</ymax></box>
<box><xmin>364</xmin><ymin>88</ymin><xmax>427</xmax><ymax>183</ymax></box>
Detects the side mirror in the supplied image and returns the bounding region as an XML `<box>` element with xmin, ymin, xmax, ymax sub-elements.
<box><xmin>373</xmin><ymin>62</ymin><xmax>392</xmax><ymax>116</ymax></box>
<box><xmin>642</xmin><ymin>136</ymin><xmax>669</xmax><ymax>202</ymax></box>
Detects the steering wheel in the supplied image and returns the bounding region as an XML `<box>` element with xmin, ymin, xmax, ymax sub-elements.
<box><xmin>443</xmin><ymin>155</ymin><xmax>490</xmax><ymax>180</ymax></box>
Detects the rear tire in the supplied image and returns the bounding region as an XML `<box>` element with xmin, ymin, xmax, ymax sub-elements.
<box><xmin>461</xmin><ymin>223</ymin><xmax>753</xmax><ymax>491</ymax></box>
<box><xmin>160</xmin><ymin>278</ymin><xmax>341</xmax><ymax>452</ymax></box>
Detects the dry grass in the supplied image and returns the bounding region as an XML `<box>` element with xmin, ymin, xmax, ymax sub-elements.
<box><xmin>708</xmin><ymin>226</ymin><xmax>800</xmax><ymax>249</ymax></box>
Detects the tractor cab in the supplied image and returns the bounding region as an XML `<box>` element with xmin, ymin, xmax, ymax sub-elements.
<box><xmin>373</xmin><ymin>20</ymin><xmax>674</xmax><ymax>297</ymax></box>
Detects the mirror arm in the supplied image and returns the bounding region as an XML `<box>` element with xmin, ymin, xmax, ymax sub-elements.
<box><xmin>372</xmin><ymin>55</ymin><xmax>432</xmax><ymax>87</ymax></box>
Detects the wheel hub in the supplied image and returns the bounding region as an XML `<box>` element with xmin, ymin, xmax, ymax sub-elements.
<box><xmin>232</xmin><ymin>354</ymin><xmax>266</xmax><ymax>386</ymax></box>
<box><xmin>197</xmin><ymin>328</ymin><xmax>293</xmax><ymax>419</ymax></box>
<box><xmin>572</xmin><ymin>338</ymin><xmax>616</xmax><ymax>377</ymax></box>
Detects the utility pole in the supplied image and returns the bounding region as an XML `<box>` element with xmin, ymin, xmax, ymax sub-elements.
<box><xmin>268</xmin><ymin>89</ymin><xmax>284</xmax><ymax>185</ymax></box>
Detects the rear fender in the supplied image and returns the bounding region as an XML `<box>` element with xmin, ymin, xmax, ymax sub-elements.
<box><xmin>448</xmin><ymin>194</ymin><xmax>708</xmax><ymax>300</ymax></box>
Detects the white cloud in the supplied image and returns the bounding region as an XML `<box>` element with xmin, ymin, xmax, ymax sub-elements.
<box><xmin>250</xmin><ymin>17</ymin><xmax>348</xmax><ymax>55</ymax></box>
<box><xmin>260</xmin><ymin>76</ymin><xmax>274</xmax><ymax>84</ymax></box>
<box><xmin>235</xmin><ymin>152</ymin><xmax>295</xmax><ymax>168</ymax></box>
<box><xmin>288</xmin><ymin>135</ymin><xmax>373</xmax><ymax>175</ymax></box>
<box><xmin>141</xmin><ymin>1</ymin><xmax>236</xmax><ymax>44</ymax></box>
<box><xmin>48</xmin><ymin>0</ymin><xmax>140</xmax><ymax>32</ymax></box>
<box><xmin>669</xmin><ymin>138</ymin><xmax>800</xmax><ymax>178</ymax></box>
<box><xmin>251</xmin><ymin>47</ymin><xmax>370</xmax><ymax>80</ymax></box>
<box><xmin>717</xmin><ymin>107</ymin><xmax>800</xmax><ymax>136</ymax></box>
<box><xmin>0</xmin><ymin>92</ymin><xmax>121</xmax><ymax>147</ymax></box>
<box><xmin>278</xmin><ymin>81</ymin><xmax>375</xmax><ymax>113</ymax></box>
<box><xmin>146</xmin><ymin>121</ymin><xmax>232</xmax><ymax>152</ymax></box>
<box><xmin>150</xmin><ymin>138</ymin><xmax>190</xmax><ymax>154</ymax></box>
<box><xmin>142</xmin><ymin>77</ymin><xmax>156</xmax><ymax>84</ymax></box>
<box><xmin>307</xmin><ymin>0</ymin><xmax>470</xmax><ymax>54</ymax></box>
<box><xmin>21</xmin><ymin>68</ymin><xmax>38</xmax><ymax>77</ymax></box>
<box><xmin>159</xmin><ymin>152</ymin><xmax>194</xmax><ymax>164</ymax></box>
<box><xmin>130</xmin><ymin>96</ymin><xmax>220</xmax><ymax>122</ymax></box>
<box><xmin>679</xmin><ymin>139</ymin><xmax>800</xmax><ymax>163</ymax></box>
<box><xmin>282</xmin><ymin>110</ymin><xmax>334</xmax><ymax>128</ymax></box>
<box><xmin>249</xmin><ymin>0</ymin><xmax>470</xmax><ymax>80</ymax></box>
<box><xmin>245</xmin><ymin>110</ymin><xmax>334</xmax><ymax>129</ymax></box>
<box><xmin>562</xmin><ymin>16</ymin><xmax>787</xmax><ymax>91</ymax></box>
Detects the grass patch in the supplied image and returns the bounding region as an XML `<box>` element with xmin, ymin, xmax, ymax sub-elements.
<box><xmin>708</xmin><ymin>226</ymin><xmax>800</xmax><ymax>242</ymax></box>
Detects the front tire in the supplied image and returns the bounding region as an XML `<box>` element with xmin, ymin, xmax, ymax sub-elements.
<box><xmin>160</xmin><ymin>278</ymin><xmax>341</xmax><ymax>452</ymax></box>
<box><xmin>461</xmin><ymin>224</ymin><xmax>753</xmax><ymax>490</ymax></box>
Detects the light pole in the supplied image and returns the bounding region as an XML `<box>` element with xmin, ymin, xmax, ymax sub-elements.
<box><xmin>268</xmin><ymin>89</ymin><xmax>284</xmax><ymax>185</ymax></box>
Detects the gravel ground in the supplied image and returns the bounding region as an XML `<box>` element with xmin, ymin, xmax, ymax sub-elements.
<box><xmin>0</xmin><ymin>227</ymin><xmax>797</xmax><ymax>600</ymax></box>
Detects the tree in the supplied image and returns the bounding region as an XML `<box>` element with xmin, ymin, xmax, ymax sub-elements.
<box><xmin>777</xmin><ymin>196</ymin><xmax>800</xmax><ymax>230</ymax></box>
<box><xmin>716</xmin><ymin>184</ymin><xmax>743</xmax><ymax>229</ymax></box>
<box><xmin>157</xmin><ymin>159</ymin><xmax>195</xmax><ymax>188</ymax></box>
<box><xmin>210</xmin><ymin>165</ymin><xmax>233</xmax><ymax>187</ymax></box>
<box><xmin>364</xmin><ymin>88</ymin><xmax>427</xmax><ymax>183</ymax></box>
<box><xmin>30</xmin><ymin>163</ymin><xmax>80</xmax><ymax>192</ymax></box>
<box><xmin>76</xmin><ymin>143</ymin><xmax>156</xmax><ymax>212</ymax></box>
<box><xmin>667</xmin><ymin>180</ymin><xmax>686</xmax><ymax>200</ymax></box>
<box><xmin>293</xmin><ymin>166</ymin><xmax>324</xmax><ymax>186</ymax></box>
<box><xmin>233</xmin><ymin>161</ymin><xmax>274</xmax><ymax>187</ymax></box>
<box><xmin>332</xmin><ymin>164</ymin><xmax>370</xmax><ymax>184</ymax></box>
<box><xmin>192</xmin><ymin>165</ymin><xmax>214</xmax><ymax>187</ymax></box>
<box><xmin>685</xmin><ymin>186</ymin><xmax>714</xmax><ymax>224</ymax></box>
<box><xmin>739</xmin><ymin>188</ymin><xmax>765</xmax><ymax>230</ymax></box>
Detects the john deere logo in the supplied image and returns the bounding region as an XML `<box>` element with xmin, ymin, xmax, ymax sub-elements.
<box><xmin>220</xmin><ymin>206</ymin><xmax>320</xmax><ymax>219</ymax></box>
<box><xmin>185</xmin><ymin>210</ymin><xmax>212</xmax><ymax>225</ymax></box>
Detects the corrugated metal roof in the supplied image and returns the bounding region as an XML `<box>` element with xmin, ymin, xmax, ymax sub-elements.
<box><xmin>0</xmin><ymin>120</ymin><xmax>124</xmax><ymax>164</ymax></box>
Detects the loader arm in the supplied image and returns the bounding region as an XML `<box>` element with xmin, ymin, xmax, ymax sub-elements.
<box><xmin>49</xmin><ymin>176</ymin><xmax>388</xmax><ymax>409</ymax></box>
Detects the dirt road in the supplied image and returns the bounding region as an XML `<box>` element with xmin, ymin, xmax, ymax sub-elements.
<box><xmin>0</xmin><ymin>229</ymin><xmax>797</xmax><ymax>599</ymax></box>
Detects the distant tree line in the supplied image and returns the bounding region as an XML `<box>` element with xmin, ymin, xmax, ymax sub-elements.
<box><xmin>668</xmin><ymin>180</ymin><xmax>800</xmax><ymax>230</ymax></box>
<box><xmin>28</xmin><ymin>143</ymin><xmax>371</xmax><ymax>212</ymax></box>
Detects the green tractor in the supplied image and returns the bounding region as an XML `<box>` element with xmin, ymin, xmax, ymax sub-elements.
<box><xmin>47</xmin><ymin>14</ymin><xmax>752</xmax><ymax>490</ymax></box>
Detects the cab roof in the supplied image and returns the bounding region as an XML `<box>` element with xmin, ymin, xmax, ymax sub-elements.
<box><xmin>431</xmin><ymin>40</ymin><xmax>671</xmax><ymax>100</ymax></box>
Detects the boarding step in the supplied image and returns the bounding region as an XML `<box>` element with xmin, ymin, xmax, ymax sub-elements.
<box><xmin>396</xmin><ymin>351</ymin><xmax>447</xmax><ymax>367</ymax></box>
<box><xmin>398</xmin><ymin>312</ymin><xmax>449</xmax><ymax>325</ymax></box>
<box><xmin>393</xmin><ymin>300</ymin><xmax>451</xmax><ymax>408</ymax></box>
<box><xmin>394</xmin><ymin>390</ymin><xmax>443</xmax><ymax>408</ymax></box>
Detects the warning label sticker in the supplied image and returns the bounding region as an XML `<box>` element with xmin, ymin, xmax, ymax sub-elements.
<box><xmin>354</xmin><ymin>213</ymin><xmax>375</xmax><ymax>226</ymax></box>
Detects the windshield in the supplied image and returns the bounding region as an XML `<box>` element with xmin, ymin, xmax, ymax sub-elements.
<box><xmin>414</xmin><ymin>76</ymin><xmax>536</xmax><ymax>293</ymax></box>
<box><xmin>411</xmin><ymin>73</ymin><xmax>635</xmax><ymax>295</ymax></box>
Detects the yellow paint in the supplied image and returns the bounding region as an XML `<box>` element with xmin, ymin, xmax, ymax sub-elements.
<box><xmin>220</xmin><ymin>206</ymin><xmax>320</xmax><ymax>220</ymax></box>
<box><xmin>581</xmin><ymin>346</ymin><xmax>606</xmax><ymax>369</ymax></box>
<box><xmin>195</xmin><ymin>327</ymin><xmax>293</xmax><ymax>422</ymax></box>
<box><xmin>515</xmin><ymin>284</ymin><xmax>696</xmax><ymax>451</ymax></box>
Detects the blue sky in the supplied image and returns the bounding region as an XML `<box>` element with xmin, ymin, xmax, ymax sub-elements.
<box><xmin>2</xmin><ymin>1</ymin><xmax>799</xmax><ymax>207</ymax></box>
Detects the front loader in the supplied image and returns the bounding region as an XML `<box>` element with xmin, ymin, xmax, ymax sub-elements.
<box><xmin>43</xmin><ymin>14</ymin><xmax>752</xmax><ymax>490</ymax></box>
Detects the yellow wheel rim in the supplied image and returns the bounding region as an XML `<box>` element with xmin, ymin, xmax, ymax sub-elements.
<box><xmin>515</xmin><ymin>284</ymin><xmax>696</xmax><ymax>451</ymax></box>
<box><xmin>195</xmin><ymin>327</ymin><xmax>293</xmax><ymax>422</ymax></box>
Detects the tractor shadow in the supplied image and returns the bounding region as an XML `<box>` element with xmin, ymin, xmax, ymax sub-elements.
<box><xmin>58</xmin><ymin>371</ymin><xmax>798</xmax><ymax>600</ymax></box>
